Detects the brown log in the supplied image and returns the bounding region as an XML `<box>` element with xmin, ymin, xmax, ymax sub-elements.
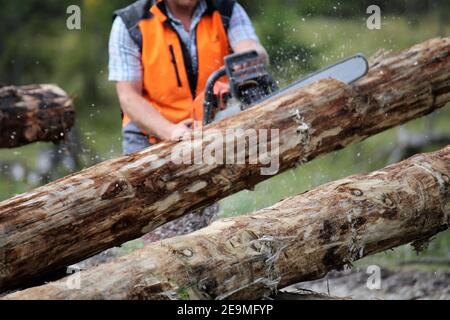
<box><xmin>3</xmin><ymin>146</ymin><xmax>449</xmax><ymax>300</ymax></box>
<box><xmin>1</xmin><ymin>38</ymin><xmax>450</xmax><ymax>292</ymax></box>
<box><xmin>0</xmin><ymin>84</ymin><xmax>75</xmax><ymax>148</ymax></box>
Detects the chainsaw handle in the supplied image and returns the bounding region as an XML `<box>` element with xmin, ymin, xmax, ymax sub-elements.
<box><xmin>203</xmin><ymin>66</ymin><xmax>227</xmax><ymax>125</ymax></box>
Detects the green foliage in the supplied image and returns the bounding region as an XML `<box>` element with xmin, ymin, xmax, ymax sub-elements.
<box><xmin>0</xmin><ymin>0</ymin><xmax>128</xmax><ymax>105</ymax></box>
<box><xmin>240</xmin><ymin>0</ymin><xmax>449</xmax><ymax>18</ymax></box>
<box><xmin>252</xmin><ymin>3</ymin><xmax>318</xmax><ymax>84</ymax></box>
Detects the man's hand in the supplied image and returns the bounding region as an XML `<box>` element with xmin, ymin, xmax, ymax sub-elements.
<box><xmin>160</xmin><ymin>118</ymin><xmax>193</xmax><ymax>141</ymax></box>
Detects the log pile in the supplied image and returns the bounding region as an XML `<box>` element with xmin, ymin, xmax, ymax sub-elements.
<box><xmin>0</xmin><ymin>38</ymin><xmax>449</xmax><ymax>293</ymax></box>
<box><xmin>3</xmin><ymin>146</ymin><xmax>448</xmax><ymax>300</ymax></box>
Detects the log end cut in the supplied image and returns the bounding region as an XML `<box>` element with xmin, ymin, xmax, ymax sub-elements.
<box><xmin>0</xmin><ymin>84</ymin><xmax>75</xmax><ymax>148</ymax></box>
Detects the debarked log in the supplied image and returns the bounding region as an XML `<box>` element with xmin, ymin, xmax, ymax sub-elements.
<box><xmin>0</xmin><ymin>38</ymin><xmax>450</xmax><ymax>292</ymax></box>
<box><xmin>0</xmin><ymin>84</ymin><xmax>74</xmax><ymax>148</ymax></box>
<box><xmin>3</xmin><ymin>146</ymin><xmax>449</xmax><ymax>300</ymax></box>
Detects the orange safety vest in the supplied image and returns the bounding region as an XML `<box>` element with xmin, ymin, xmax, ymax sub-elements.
<box><xmin>114</xmin><ymin>0</ymin><xmax>234</xmax><ymax>141</ymax></box>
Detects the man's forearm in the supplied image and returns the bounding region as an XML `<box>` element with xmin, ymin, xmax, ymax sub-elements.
<box><xmin>118</xmin><ymin>88</ymin><xmax>173</xmax><ymax>138</ymax></box>
<box><xmin>233</xmin><ymin>39</ymin><xmax>269</xmax><ymax>65</ymax></box>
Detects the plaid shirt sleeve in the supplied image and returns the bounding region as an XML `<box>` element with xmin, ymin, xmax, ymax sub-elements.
<box><xmin>108</xmin><ymin>17</ymin><xmax>143</xmax><ymax>82</ymax></box>
<box><xmin>227</xmin><ymin>3</ymin><xmax>260</xmax><ymax>48</ymax></box>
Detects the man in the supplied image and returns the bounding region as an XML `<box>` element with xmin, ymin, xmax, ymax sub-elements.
<box><xmin>109</xmin><ymin>0</ymin><xmax>268</xmax><ymax>155</ymax></box>
<box><xmin>108</xmin><ymin>0</ymin><xmax>268</xmax><ymax>241</ymax></box>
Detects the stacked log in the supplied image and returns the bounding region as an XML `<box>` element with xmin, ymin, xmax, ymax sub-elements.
<box><xmin>0</xmin><ymin>38</ymin><xmax>449</xmax><ymax>292</ymax></box>
<box><xmin>3</xmin><ymin>146</ymin><xmax>448</xmax><ymax>299</ymax></box>
<box><xmin>0</xmin><ymin>84</ymin><xmax>75</xmax><ymax>148</ymax></box>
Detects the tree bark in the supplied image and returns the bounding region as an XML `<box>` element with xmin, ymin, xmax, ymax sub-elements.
<box><xmin>1</xmin><ymin>38</ymin><xmax>450</xmax><ymax>292</ymax></box>
<box><xmin>0</xmin><ymin>84</ymin><xmax>74</xmax><ymax>148</ymax></box>
<box><xmin>3</xmin><ymin>146</ymin><xmax>449</xmax><ymax>300</ymax></box>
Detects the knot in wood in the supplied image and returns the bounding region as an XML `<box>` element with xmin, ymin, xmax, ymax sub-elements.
<box><xmin>442</xmin><ymin>174</ymin><xmax>449</xmax><ymax>185</ymax></box>
<box><xmin>350</xmin><ymin>188</ymin><xmax>364</xmax><ymax>197</ymax></box>
<box><xmin>181</xmin><ymin>249</ymin><xmax>193</xmax><ymax>257</ymax></box>
<box><xmin>101</xmin><ymin>180</ymin><xmax>128</xmax><ymax>200</ymax></box>
<box><xmin>382</xmin><ymin>194</ymin><xmax>396</xmax><ymax>208</ymax></box>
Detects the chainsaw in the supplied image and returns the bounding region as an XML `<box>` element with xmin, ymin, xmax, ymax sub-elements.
<box><xmin>195</xmin><ymin>50</ymin><xmax>369</xmax><ymax>125</ymax></box>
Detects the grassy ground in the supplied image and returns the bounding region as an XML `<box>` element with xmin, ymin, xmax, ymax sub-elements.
<box><xmin>0</xmin><ymin>14</ymin><xmax>449</xmax><ymax>265</ymax></box>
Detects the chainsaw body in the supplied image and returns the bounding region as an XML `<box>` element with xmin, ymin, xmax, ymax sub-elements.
<box><xmin>197</xmin><ymin>51</ymin><xmax>278</xmax><ymax>125</ymax></box>
<box><xmin>194</xmin><ymin>50</ymin><xmax>369</xmax><ymax>126</ymax></box>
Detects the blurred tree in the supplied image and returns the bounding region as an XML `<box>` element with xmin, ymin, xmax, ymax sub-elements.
<box><xmin>0</xmin><ymin>0</ymin><xmax>72</xmax><ymax>84</ymax></box>
<box><xmin>0</xmin><ymin>0</ymin><xmax>128</xmax><ymax>106</ymax></box>
<box><xmin>240</xmin><ymin>0</ymin><xmax>439</xmax><ymax>18</ymax></box>
<box><xmin>0</xmin><ymin>0</ymin><xmax>444</xmax><ymax>87</ymax></box>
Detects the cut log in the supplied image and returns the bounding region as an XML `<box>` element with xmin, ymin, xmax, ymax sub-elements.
<box><xmin>3</xmin><ymin>146</ymin><xmax>449</xmax><ymax>300</ymax></box>
<box><xmin>1</xmin><ymin>38</ymin><xmax>450</xmax><ymax>292</ymax></box>
<box><xmin>0</xmin><ymin>84</ymin><xmax>74</xmax><ymax>148</ymax></box>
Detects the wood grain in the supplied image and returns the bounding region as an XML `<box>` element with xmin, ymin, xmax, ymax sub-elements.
<box><xmin>0</xmin><ymin>38</ymin><xmax>449</xmax><ymax>292</ymax></box>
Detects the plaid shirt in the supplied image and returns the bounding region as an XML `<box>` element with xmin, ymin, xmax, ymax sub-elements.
<box><xmin>109</xmin><ymin>1</ymin><xmax>260</xmax><ymax>82</ymax></box>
